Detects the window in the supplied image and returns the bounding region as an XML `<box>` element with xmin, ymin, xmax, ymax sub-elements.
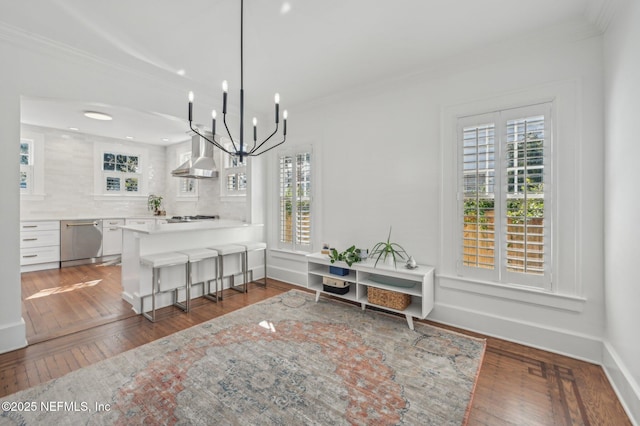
<box><xmin>177</xmin><ymin>151</ymin><xmax>198</xmax><ymax>198</ymax></box>
<box><xmin>221</xmin><ymin>143</ymin><xmax>247</xmax><ymax>196</ymax></box>
<box><xmin>458</xmin><ymin>103</ymin><xmax>551</xmax><ymax>289</ymax></box>
<box><xmin>94</xmin><ymin>143</ymin><xmax>148</xmax><ymax>197</ymax></box>
<box><xmin>20</xmin><ymin>139</ymin><xmax>33</xmax><ymax>191</ymax></box>
<box><xmin>278</xmin><ymin>149</ymin><xmax>312</xmax><ymax>251</ymax></box>
<box><xmin>19</xmin><ymin>131</ymin><xmax>45</xmax><ymax>199</ymax></box>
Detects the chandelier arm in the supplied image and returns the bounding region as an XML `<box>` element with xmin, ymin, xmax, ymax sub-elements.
<box><xmin>190</xmin><ymin>123</ymin><xmax>234</xmax><ymax>155</ymax></box>
<box><xmin>222</xmin><ymin>113</ymin><xmax>239</xmax><ymax>153</ymax></box>
<box><xmin>249</xmin><ymin>125</ymin><xmax>278</xmax><ymax>154</ymax></box>
<box><xmin>248</xmin><ymin>136</ymin><xmax>287</xmax><ymax>156</ymax></box>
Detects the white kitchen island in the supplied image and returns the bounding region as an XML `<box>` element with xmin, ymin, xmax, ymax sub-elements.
<box><xmin>120</xmin><ymin>220</ymin><xmax>264</xmax><ymax>314</ymax></box>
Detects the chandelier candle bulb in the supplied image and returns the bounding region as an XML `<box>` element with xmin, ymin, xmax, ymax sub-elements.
<box><xmin>222</xmin><ymin>81</ymin><xmax>228</xmax><ymax>114</ymax></box>
<box><xmin>283</xmin><ymin>110</ymin><xmax>288</xmax><ymax>135</ymax></box>
<box><xmin>181</xmin><ymin>0</ymin><xmax>288</xmax><ymax>164</ymax></box>
<box><xmin>253</xmin><ymin>117</ymin><xmax>257</xmax><ymax>141</ymax></box>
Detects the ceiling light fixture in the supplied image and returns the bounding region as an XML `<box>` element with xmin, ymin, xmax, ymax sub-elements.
<box><xmin>83</xmin><ymin>111</ymin><xmax>112</xmax><ymax>121</ymax></box>
<box><xmin>187</xmin><ymin>0</ymin><xmax>287</xmax><ymax>162</ymax></box>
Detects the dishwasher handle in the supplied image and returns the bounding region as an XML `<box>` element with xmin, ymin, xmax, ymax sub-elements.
<box><xmin>66</xmin><ymin>221</ymin><xmax>99</xmax><ymax>227</ymax></box>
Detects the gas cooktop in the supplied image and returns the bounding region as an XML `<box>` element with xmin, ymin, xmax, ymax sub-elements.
<box><xmin>167</xmin><ymin>215</ymin><xmax>220</xmax><ymax>223</ymax></box>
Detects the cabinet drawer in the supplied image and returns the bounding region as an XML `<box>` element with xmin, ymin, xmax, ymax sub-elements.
<box><xmin>20</xmin><ymin>246</ymin><xmax>60</xmax><ymax>265</ymax></box>
<box><xmin>125</xmin><ymin>218</ymin><xmax>156</xmax><ymax>226</ymax></box>
<box><xmin>103</xmin><ymin>219</ymin><xmax>125</xmax><ymax>228</ymax></box>
<box><xmin>102</xmin><ymin>227</ymin><xmax>123</xmax><ymax>256</ymax></box>
<box><xmin>20</xmin><ymin>221</ymin><xmax>60</xmax><ymax>232</ymax></box>
<box><xmin>20</xmin><ymin>230</ymin><xmax>59</xmax><ymax>248</ymax></box>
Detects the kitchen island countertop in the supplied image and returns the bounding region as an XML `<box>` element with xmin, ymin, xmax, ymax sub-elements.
<box><xmin>120</xmin><ymin>219</ymin><xmax>260</xmax><ymax>235</ymax></box>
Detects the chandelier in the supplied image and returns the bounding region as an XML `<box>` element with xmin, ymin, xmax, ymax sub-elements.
<box><xmin>187</xmin><ymin>0</ymin><xmax>287</xmax><ymax>162</ymax></box>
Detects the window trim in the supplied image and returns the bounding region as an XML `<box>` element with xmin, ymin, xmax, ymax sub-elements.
<box><xmin>19</xmin><ymin>130</ymin><xmax>45</xmax><ymax>200</ymax></box>
<box><xmin>175</xmin><ymin>149</ymin><xmax>199</xmax><ymax>199</ymax></box>
<box><xmin>93</xmin><ymin>142</ymin><xmax>148</xmax><ymax>199</ymax></box>
<box><xmin>277</xmin><ymin>146</ymin><xmax>313</xmax><ymax>253</ymax></box>
<box><xmin>457</xmin><ymin>103</ymin><xmax>553</xmax><ymax>290</ymax></box>
<box><xmin>220</xmin><ymin>142</ymin><xmax>247</xmax><ymax>198</ymax></box>
<box><xmin>440</xmin><ymin>80</ymin><xmax>581</xmax><ymax>303</ymax></box>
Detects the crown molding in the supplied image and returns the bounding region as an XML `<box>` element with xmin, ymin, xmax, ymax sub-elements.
<box><xmin>585</xmin><ymin>0</ymin><xmax>627</xmax><ymax>32</ymax></box>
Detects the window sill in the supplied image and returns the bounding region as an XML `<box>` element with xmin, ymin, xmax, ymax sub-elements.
<box><xmin>270</xmin><ymin>248</ymin><xmax>312</xmax><ymax>262</ymax></box>
<box><xmin>93</xmin><ymin>194</ymin><xmax>149</xmax><ymax>201</ymax></box>
<box><xmin>437</xmin><ymin>274</ymin><xmax>586</xmax><ymax>312</ymax></box>
<box><xmin>220</xmin><ymin>194</ymin><xmax>246</xmax><ymax>203</ymax></box>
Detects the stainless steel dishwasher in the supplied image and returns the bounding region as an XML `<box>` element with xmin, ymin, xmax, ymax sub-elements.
<box><xmin>60</xmin><ymin>219</ymin><xmax>103</xmax><ymax>267</ymax></box>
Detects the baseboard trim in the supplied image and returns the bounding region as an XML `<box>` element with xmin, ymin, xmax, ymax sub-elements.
<box><xmin>0</xmin><ymin>318</ymin><xmax>28</xmax><ymax>355</ymax></box>
<box><xmin>602</xmin><ymin>341</ymin><xmax>640</xmax><ymax>425</ymax></box>
<box><xmin>430</xmin><ymin>302</ymin><xmax>603</xmax><ymax>364</ymax></box>
<box><xmin>268</xmin><ymin>266</ymin><xmax>308</xmax><ymax>288</ymax></box>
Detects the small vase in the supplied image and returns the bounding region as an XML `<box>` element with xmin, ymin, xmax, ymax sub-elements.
<box><xmin>384</xmin><ymin>254</ymin><xmax>395</xmax><ymax>267</ymax></box>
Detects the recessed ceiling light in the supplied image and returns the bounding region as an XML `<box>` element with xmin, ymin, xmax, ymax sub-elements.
<box><xmin>69</xmin><ymin>127</ymin><xmax>79</xmax><ymax>131</ymax></box>
<box><xmin>176</xmin><ymin>69</ymin><xmax>186</xmax><ymax>76</ymax></box>
<box><xmin>125</xmin><ymin>136</ymin><xmax>134</xmax><ymax>140</ymax></box>
<box><xmin>83</xmin><ymin>111</ymin><xmax>112</xmax><ymax>121</ymax></box>
<box><xmin>162</xmin><ymin>138</ymin><xmax>169</xmax><ymax>142</ymax></box>
<box><xmin>280</xmin><ymin>2</ymin><xmax>291</xmax><ymax>14</ymax></box>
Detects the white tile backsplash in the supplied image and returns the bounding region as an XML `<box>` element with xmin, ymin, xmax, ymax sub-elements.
<box><xmin>20</xmin><ymin>125</ymin><xmax>247</xmax><ymax>221</ymax></box>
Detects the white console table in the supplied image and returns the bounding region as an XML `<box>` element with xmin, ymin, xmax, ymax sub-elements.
<box><xmin>307</xmin><ymin>252</ymin><xmax>434</xmax><ymax>330</ymax></box>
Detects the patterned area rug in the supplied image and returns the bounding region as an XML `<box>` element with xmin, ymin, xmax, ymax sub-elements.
<box><xmin>0</xmin><ymin>290</ymin><xmax>485</xmax><ymax>425</ymax></box>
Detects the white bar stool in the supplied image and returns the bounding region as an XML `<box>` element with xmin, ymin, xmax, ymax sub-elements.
<box><xmin>208</xmin><ymin>244</ymin><xmax>247</xmax><ymax>294</ymax></box>
<box><xmin>177</xmin><ymin>248</ymin><xmax>220</xmax><ymax>306</ymax></box>
<box><xmin>140</xmin><ymin>252</ymin><xmax>189</xmax><ymax>322</ymax></box>
<box><xmin>237</xmin><ymin>241</ymin><xmax>267</xmax><ymax>289</ymax></box>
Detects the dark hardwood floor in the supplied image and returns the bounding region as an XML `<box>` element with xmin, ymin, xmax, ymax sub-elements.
<box><xmin>0</xmin><ymin>265</ymin><xmax>631</xmax><ymax>425</ymax></box>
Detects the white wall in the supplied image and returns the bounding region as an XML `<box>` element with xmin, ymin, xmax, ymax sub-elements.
<box><xmin>603</xmin><ymin>0</ymin><xmax>640</xmax><ymax>421</ymax></box>
<box><xmin>267</xmin><ymin>27</ymin><xmax>606</xmax><ymax>362</ymax></box>
<box><xmin>0</xmin><ymin>30</ymin><xmax>258</xmax><ymax>354</ymax></box>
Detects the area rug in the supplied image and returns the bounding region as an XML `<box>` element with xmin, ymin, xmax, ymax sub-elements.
<box><xmin>0</xmin><ymin>290</ymin><xmax>485</xmax><ymax>425</ymax></box>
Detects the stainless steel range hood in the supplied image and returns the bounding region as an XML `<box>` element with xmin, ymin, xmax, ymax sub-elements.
<box><xmin>171</xmin><ymin>132</ymin><xmax>219</xmax><ymax>179</ymax></box>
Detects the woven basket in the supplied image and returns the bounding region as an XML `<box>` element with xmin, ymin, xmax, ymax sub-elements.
<box><xmin>367</xmin><ymin>287</ymin><xmax>411</xmax><ymax>310</ymax></box>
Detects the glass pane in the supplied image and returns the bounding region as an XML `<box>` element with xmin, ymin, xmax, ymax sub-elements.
<box><xmin>20</xmin><ymin>155</ymin><xmax>30</xmax><ymax>166</ymax></box>
<box><xmin>125</xmin><ymin>177</ymin><xmax>138</xmax><ymax>192</ymax></box>
<box><xmin>462</xmin><ymin>124</ymin><xmax>496</xmax><ymax>269</ymax></box>
<box><xmin>505</xmin><ymin>115</ymin><xmax>545</xmax><ymax>275</ymax></box>
<box><xmin>20</xmin><ymin>171</ymin><xmax>27</xmax><ymax>189</ymax></box>
<box><xmin>106</xmin><ymin>177</ymin><xmax>120</xmax><ymax>191</ymax></box>
<box><xmin>127</xmin><ymin>156</ymin><xmax>139</xmax><ymax>173</ymax></box>
<box><xmin>103</xmin><ymin>153</ymin><xmax>115</xmax><ymax>171</ymax></box>
<box><xmin>116</xmin><ymin>154</ymin><xmax>128</xmax><ymax>172</ymax></box>
<box><xmin>20</xmin><ymin>142</ymin><xmax>30</xmax><ymax>155</ymax></box>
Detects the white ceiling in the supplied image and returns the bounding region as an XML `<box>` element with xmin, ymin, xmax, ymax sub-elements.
<box><xmin>3</xmin><ymin>0</ymin><xmax>604</xmax><ymax>145</ymax></box>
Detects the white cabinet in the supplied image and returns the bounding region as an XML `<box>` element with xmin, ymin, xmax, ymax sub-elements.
<box><xmin>102</xmin><ymin>219</ymin><xmax>125</xmax><ymax>256</ymax></box>
<box><xmin>307</xmin><ymin>252</ymin><xmax>434</xmax><ymax>330</ymax></box>
<box><xmin>20</xmin><ymin>220</ymin><xmax>60</xmax><ymax>272</ymax></box>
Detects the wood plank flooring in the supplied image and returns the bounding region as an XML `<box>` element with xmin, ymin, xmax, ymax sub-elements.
<box><xmin>1</xmin><ymin>265</ymin><xmax>631</xmax><ymax>425</ymax></box>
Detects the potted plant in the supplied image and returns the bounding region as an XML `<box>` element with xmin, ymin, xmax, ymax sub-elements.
<box><xmin>147</xmin><ymin>194</ymin><xmax>164</xmax><ymax>216</ymax></box>
<box><xmin>328</xmin><ymin>245</ymin><xmax>361</xmax><ymax>275</ymax></box>
<box><xmin>370</xmin><ymin>227</ymin><xmax>408</xmax><ymax>268</ymax></box>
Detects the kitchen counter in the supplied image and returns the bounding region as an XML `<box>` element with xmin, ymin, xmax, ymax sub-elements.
<box><xmin>120</xmin><ymin>220</ymin><xmax>265</xmax><ymax>314</ymax></box>
<box><xmin>120</xmin><ymin>219</ymin><xmax>253</xmax><ymax>235</ymax></box>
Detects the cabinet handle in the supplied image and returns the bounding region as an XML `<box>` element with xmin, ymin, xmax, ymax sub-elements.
<box><xmin>22</xmin><ymin>225</ymin><xmax>38</xmax><ymax>229</ymax></box>
<box><xmin>109</xmin><ymin>221</ymin><xmax>120</xmax><ymax>225</ymax></box>
<box><xmin>22</xmin><ymin>238</ymin><xmax>38</xmax><ymax>241</ymax></box>
<box><xmin>109</xmin><ymin>227</ymin><xmax>119</xmax><ymax>231</ymax></box>
<box><xmin>23</xmin><ymin>254</ymin><xmax>38</xmax><ymax>258</ymax></box>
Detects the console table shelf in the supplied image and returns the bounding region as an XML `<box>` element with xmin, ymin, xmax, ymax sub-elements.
<box><xmin>307</xmin><ymin>252</ymin><xmax>434</xmax><ymax>329</ymax></box>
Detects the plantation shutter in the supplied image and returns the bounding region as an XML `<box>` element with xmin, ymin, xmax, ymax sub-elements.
<box><xmin>279</xmin><ymin>155</ymin><xmax>294</xmax><ymax>246</ymax></box>
<box><xmin>459</xmin><ymin>113</ymin><xmax>498</xmax><ymax>282</ymax></box>
<box><xmin>278</xmin><ymin>150</ymin><xmax>312</xmax><ymax>251</ymax></box>
<box><xmin>458</xmin><ymin>103</ymin><xmax>551</xmax><ymax>289</ymax></box>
